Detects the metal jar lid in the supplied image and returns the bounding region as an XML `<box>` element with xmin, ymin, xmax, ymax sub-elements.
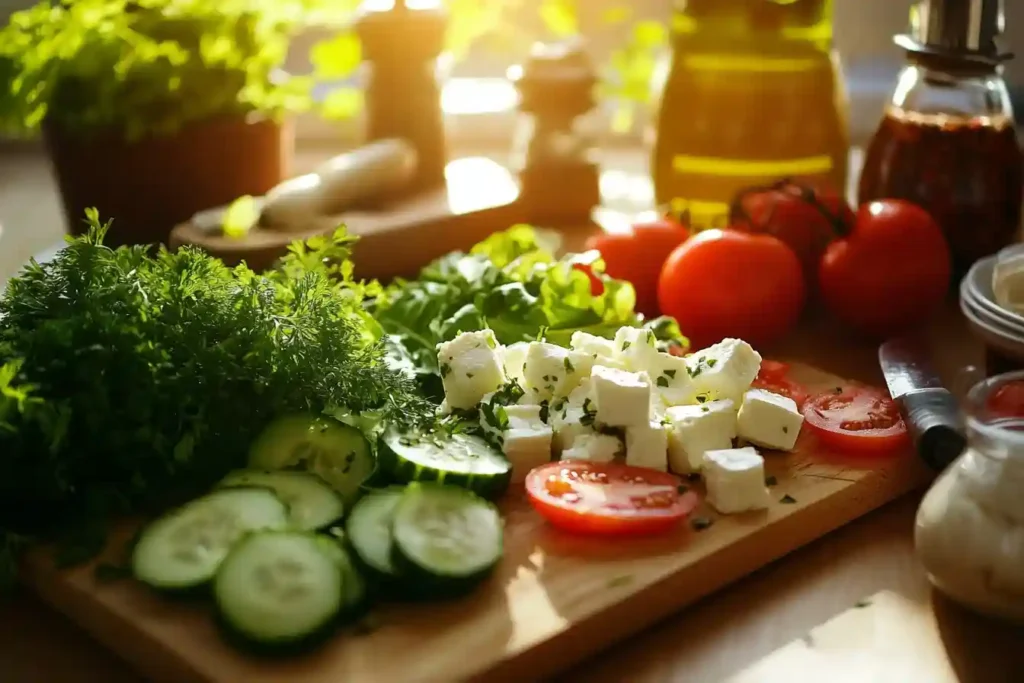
<box><xmin>894</xmin><ymin>0</ymin><xmax>1013</xmax><ymax>66</ymax></box>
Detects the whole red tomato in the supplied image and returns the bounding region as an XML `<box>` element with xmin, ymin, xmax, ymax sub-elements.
<box><xmin>819</xmin><ymin>200</ymin><xmax>951</xmax><ymax>338</ymax></box>
<box><xmin>658</xmin><ymin>229</ymin><xmax>805</xmax><ymax>350</ymax></box>
<box><xmin>731</xmin><ymin>179</ymin><xmax>854</xmax><ymax>291</ymax></box>
<box><xmin>586</xmin><ymin>218</ymin><xmax>689</xmax><ymax>317</ymax></box>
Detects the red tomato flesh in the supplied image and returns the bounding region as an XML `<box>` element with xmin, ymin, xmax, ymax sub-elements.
<box><xmin>752</xmin><ymin>360</ymin><xmax>808</xmax><ymax>407</ymax></box>
<box><xmin>801</xmin><ymin>387</ymin><xmax>909</xmax><ymax>455</ymax></box>
<box><xmin>757</xmin><ymin>360</ymin><xmax>792</xmax><ymax>381</ymax></box>
<box><xmin>525</xmin><ymin>461</ymin><xmax>700</xmax><ymax>536</ymax></box>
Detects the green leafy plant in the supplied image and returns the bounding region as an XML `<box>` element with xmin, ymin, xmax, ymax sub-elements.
<box><xmin>0</xmin><ymin>0</ymin><xmax>340</xmax><ymax>140</ymax></box>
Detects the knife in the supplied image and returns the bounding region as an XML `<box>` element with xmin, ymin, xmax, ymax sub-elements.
<box><xmin>878</xmin><ymin>338</ymin><xmax>967</xmax><ymax>471</ymax></box>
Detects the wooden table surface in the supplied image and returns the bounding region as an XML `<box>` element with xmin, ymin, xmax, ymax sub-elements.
<box><xmin>1</xmin><ymin>148</ymin><xmax>1022</xmax><ymax>683</ymax></box>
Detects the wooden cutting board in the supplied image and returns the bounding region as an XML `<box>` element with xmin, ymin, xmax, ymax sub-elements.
<box><xmin>21</xmin><ymin>362</ymin><xmax>932</xmax><ymax>683</ymax></box>
<box><xmin>727</xmin><ymin>590</ymin><xmax>1024</xmax><ymax>683</ymax></box>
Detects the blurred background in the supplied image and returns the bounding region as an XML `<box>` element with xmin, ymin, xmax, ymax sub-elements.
<box><xmin>1</xmin><ymin>0</ymin><xmax>1021</xmax><ymax>152</ymax></box>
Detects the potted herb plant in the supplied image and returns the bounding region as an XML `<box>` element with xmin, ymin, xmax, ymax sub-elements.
<box><xmin>0</xmin><ymin>0</ymin><xmax>330</xmax><ymax>247</ymax></box>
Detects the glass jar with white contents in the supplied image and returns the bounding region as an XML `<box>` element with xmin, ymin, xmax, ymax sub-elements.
<box><xmin>915</xmin><ymin>371</ymin><xmax>1024</xmax><ymax>622</ymax></box>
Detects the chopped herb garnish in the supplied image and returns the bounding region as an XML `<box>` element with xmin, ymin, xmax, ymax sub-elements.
<box><xmin>465</xmin><ymin>372</ymin><xmax>474</xmax><ymax>379</ymax></box>
<box><xmin>696</xmin><ymin>394</ymin><xmax>709</xmax><ymax>403</ymax></box>
<box><xmin>656</xmin><ymin>376</ymin><xmax>669</xmax><ymax>388</ymax></box>
<box><xmin>782</xmin><ymin>426</ymin><xmax>789</xmax><ymax>434</ymax></box>
<box><xmin>485</xmin><ymin>334</ymin><xmax>497</xmax><ymax>349</ymax></box>
<box><xmin>700</xmin><ymin>406</ymin><xmax>709</xmax><ymax>413</ymax></box>
<box><xmin>780</xmin><ymin>494</ymin><xmax>797</xmax><ymax>504</ymax></box>
<box><xmin>834</xmin><ymin>386</ymin><xmax>843</xmax><ymax>394</ymax></box>
<box><xmin>621</xmin><ymin>341</ymin><xmax>632</xmax><ymax>351</ymax></box>
<box><xmin>707</xmin><ymin>358</ymin><xmax>718</xmax><ymax>368</ymax></box>
<box><xmin>646</xmin><ymin>330</ymin><xmax>656</xmax><ymax>345</ymax></box>
<box><xmin>539</xmin><ymin>401</ymin><xmax>550</xmax><ymax>424</ymax></box>
<box><xmin>765</xmin><ymin>475</ymin><xmax>778</xmax><ymax>487</ymax></box>
<box><xmin>664</xmin><ymin>369</ymin><xmax>677</xmax><ymax>379</ymax></box>
<box><xmin>563</xmin><ymin>357</ymin><xmax>575</xmax><ymax>373</ymax></box>
<box><xmin>690</xmin><ymin>517</ymin><xmax>714</xmax><ymax>531</ymax></box>
<box><xmin>676</xmin><ymin>484</ymin><xmax>689</xmax><ymax>494</ymax></box>
<box><xmin>440</xmin><ymin>362</ymin><xmax>452</xmax><ymax>378</ymax></box>
<box><xmin>535</xmin><ymin>326</ymin><xmax>549</xmax><ymax>342</ymax></box>
<box><xmin>854</xmin><ymin>598</ymin><xmax>872</xmax><ymax>608</ymax></box>
<box><xmin>580</xmin><ymin>398</ymin><xmax>597</xmax><ymax>427</ymax></box>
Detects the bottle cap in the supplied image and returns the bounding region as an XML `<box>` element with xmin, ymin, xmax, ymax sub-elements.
<box><xmin>895</xmin><ymin>0</ymin><xmax>1013</xmax><ymax>66</ymax></box>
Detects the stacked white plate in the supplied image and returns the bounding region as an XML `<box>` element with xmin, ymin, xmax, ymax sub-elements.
<box><xmin>961</xmin><ymin>246</ymin><xmax>1024</xmax><ymax>361</ymax></box>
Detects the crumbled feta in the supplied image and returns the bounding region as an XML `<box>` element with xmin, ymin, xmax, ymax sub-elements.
<box><xmin>522</xmin><ymin>341</ymin><xmax>573</xmax><ymax>402</ymax></box>
<box><xmin>502</xmin><ymin>342</ymin><xmax>529</xmax><ymax>387</ymax></box>
<box><xmin>702</xmin><ymin>447</ymin><xmax>771</xmax><ymax>514</ymax></box>
<box><xmin>625</xmin><ymin>420</ymin><xmax>669</xmax><ymax>471</ymax></box>
<box><xmin>736</xmin><ymin>388</ymin><xmax>804</xmax><ymax>451</ymax></box>
<box><xmin>664</xmin><ymin>399</ymin><xmax>737</xmax><ymax>474</ymax></box>
<box><xmin>613</xmin><ymin>326</ymin><xmax>660</xmax><ymax>373</ymax></box>
<box><xmin>560</xmin><ymin>432</ymin><xmax>622</xmax><ymax>463</ymax></box>
<box><xmin>437</xmin><ymin>330</ymin><xmax>507</xmax><ymax>410</ymax></box>
<box><xmin>549</xmin><ymin>379</ymin><xmax>595</xmax><ymax>452</ymax></box>
<box><xmin>649</xmin><ymin>352</ymin><xmax>697</xmax><ymax>406</ymax></box>
<box><xmin>504</xmin><ymin>424</ymin><xmax>553</xmax><ymax>483</ymax></box>
<box><xmin>686</xmin><ymin>338</ymin><xmax>762</xmax><ymax>404</ymax></box>
<box><xmin>590</xmin><ymin>365</ymin><xmax>652</xmax><ymax>428</ymax></box>
<box><xmin>570</xmin><ymin>331</ymin><xmax>617</xmax><ymax>361</ymax></box>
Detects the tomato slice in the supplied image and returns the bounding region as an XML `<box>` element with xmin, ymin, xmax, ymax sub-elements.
<box><xmin>801</xmin><ymin>387</ymin><xmax>909</xmax><ymax>455</ymax></box>
<box><xmin>525</xmin><ymin>461</ymin><xmax>700</xmax><ymax>536</ymax></box>
<box><xmin>986</xmin><ymin>380</ymin><xmax>1024</xmax><ymax>418</ymax></box>
<box><xmin>757</xmin><ymin>360</ymin><xmax>792</xmax><ymax>382</ymax></box>
<box><xmin>752</xmin><ymin>361</ymin><xmax>808</xmax><ymax>408</ymax></box>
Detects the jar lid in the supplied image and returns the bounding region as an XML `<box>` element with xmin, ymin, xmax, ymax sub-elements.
<box><xmin>895</xmin><ymin>0</ymin><xmax>1014</xmax><ymax>66</ymax></box>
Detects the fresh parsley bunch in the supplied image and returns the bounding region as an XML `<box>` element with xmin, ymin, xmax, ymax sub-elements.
<box><xmin>0</xmin><ymin>0</ymin><xmax>335</xmax><ymax>140</ymax></box>
<box><xmin>0</xmin><ymin>211</ymin><xmax>429</xmax><ymax>584</ymax></box>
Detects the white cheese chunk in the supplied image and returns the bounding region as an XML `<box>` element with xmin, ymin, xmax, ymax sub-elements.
<box><xmin>649</xmin><ymin>352</ymin><xmax>697</xmax><ymax>406</ymax></box>
<box><xmin>502</xmin><ymin>341</ymin><xmax>529</xmax><ymax>387</ymax></box>
<box><xmin>702</xmin><ymin>447</ymin><xmax>771</xmax><ymax>514</ymax></box>
<box><xmin>560</xmin><ymin>432</ymin><xmax>622</xmax><ymax>463</ymax></box>
<box><xmin>504</xmin><ymin>425</ymin><xmax>553</xmax><ymax>483</ymax></box>
<box><xmin>665</xmin><ymin>399</ymin><xmax>737</xmax><ymax>474</ymax></box>
<box><xmin>523</xmin><ymin>341</ymin><xmax>573</xmax><ymax>402</ymax></box>
<box><xmin>437</xmin><ymin>330</ymin><xmax>507</xmax><ymax>410</ymax></box>
<box><xmin>686</xmin><ymin>338</ymin><xmax>762</xmax><ymax>404</ymax></box>
<box><xmin>613</xmin><ymin>326</ymin><xmax>660</xmax><ymax>373</ymax></box>
<box><xmin>625</xmin><ymin>420</ymin><xmax>669</xmax><ymax>471</ymax></box>
<box><xmin>550</xmin><ymin>380</ymin><xmax>595</xmax><ymax>452</ymax></box>
<box><xmin>736</xmin><ymin>388</ymin><xmax>804</xmax><ymax>451</ymax></box>
<box><xmin>590</xmin><ymin>365</ymin><xmax>652</xmax><ymax>428</ymax></box>
<box><xmin>570</xmin><ymin>331</ymin><xmax>617</xmax><ymax>361</ymax></box>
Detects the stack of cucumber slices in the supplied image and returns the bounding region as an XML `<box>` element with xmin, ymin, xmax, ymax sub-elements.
<box><xmin>130</xmin><ymin>413</ymin><xmax>506</xmax><ymax>652</ymax></box>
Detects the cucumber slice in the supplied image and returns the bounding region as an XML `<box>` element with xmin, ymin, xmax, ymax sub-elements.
<box><xmin>131</xmin><ymin>488</ymin><xmax>289</xmax><ymax>592</ymax></box>
<box><xmin>382</xmin><ymin>428</ymin><xmax>512</xmax><ymax>499</ymax></box>
<box><xmin>317</xmin><ymin>537</ymin><xmax>369</xmax><ymax>616</ymax></box>
<box><xmin>345</xmin><ymin>488</ymin><xmax>404</xmax><ymax>578</ymax></box>
<box><xmin>214</xmin><ymin>531</ymin><xmax>344</xmax><ymax>649</ymax></box>
<box><xmin>219</xmin><ymin>470</ymin><xmax>344</xmax><ymax>531</ymax></box>
<box><xmin>391</xmin><ymin>483</ymin><xmax>503</xmax><ymax>595</ymax></box>
<box><xmin>249</xmin><ymin>413</ymin><xmax>374</xmax><ymax>506</ymax></box>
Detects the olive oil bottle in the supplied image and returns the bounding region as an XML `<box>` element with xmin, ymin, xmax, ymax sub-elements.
<box><xmin>651</xmin><ymin>0</ymin><xmax>850</xmax><ymax>229</ymax></box>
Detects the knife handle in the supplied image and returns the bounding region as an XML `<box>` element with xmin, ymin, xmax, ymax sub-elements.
<box><xmin>899</xmin><ymin>388</ymin><xmax>967</xmax><ymax>471</ymax></box>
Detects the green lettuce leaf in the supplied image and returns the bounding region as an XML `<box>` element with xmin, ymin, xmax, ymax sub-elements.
<box><xmin>370</xmin><ymin>225</ymin><xmax>688</xmax><ymax>381</ymax></box>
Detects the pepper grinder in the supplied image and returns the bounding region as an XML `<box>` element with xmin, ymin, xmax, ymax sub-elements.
<box><xmin>509</xmin><ymin>40</ymin><xmax>601</xmax><ymax>227</ymax></box>
<box><xmin>356</xmin><ymin>0</ymin><xmax>447</xmax><ymax>196</ymax></box>
<box><xmin>858</xmin><ymin>0</ymin><xmax>1023</xmax><ymax>281</ymax></box>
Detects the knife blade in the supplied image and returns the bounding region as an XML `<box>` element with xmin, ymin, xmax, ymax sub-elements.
<box><xmin>879</xmin><ymin>337</ymin><xmax>966</xmax><ymax>471</ymax></box>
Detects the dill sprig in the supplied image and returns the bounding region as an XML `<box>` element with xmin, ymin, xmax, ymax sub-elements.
<box><xmin>0</xmin><ymin>210</ymin><xmax>430</xmax><ymax>586</ymax></box>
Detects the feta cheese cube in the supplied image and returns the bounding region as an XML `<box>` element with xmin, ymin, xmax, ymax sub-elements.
<box><xmin>686</xmin><ymin>338</ymin><xmax>762</xmax><ymax>404</ymax></box>
<box><xmin>560</xmin><ymin>432</ymin><xmax>622</xmax><ymax>463</ymax></box>
<box><xmin>665</xmin><ymin>399</ymin><xmax>737</xmax><ymax>474</ymax></box>
<box><xmin>523</xmin><ymin>342</ymin><xmax>587</xmax><ymax>402</ymax></box>
<box><xmin>550</xmin><ymin>379</ymin><xmax>595</xmax><ymax>452</ymax></box>
<box><xmin>625</xmin><ymin>420</ymin><xmax>669</xmax><ymax>471</ymax></box>
<box><xmin>502</xmin><ymin>342</ymin><xmax>530</xmax><ymax>387</ymax></box>
<box><xmin>736</xmin><ymin>388</ymin><xmax>804</xmax><ymax>451</ymax></box>
<box><xmin>613</xmin><ymin>326</ymin><xmax>660</xmax><ymax>372</ymax></box>
<box><xmin>590</xmin><ymin>365</ymin><xmax>652</xmax><ymax>428</ymax></box>
<box><xmin>649</xmin><ymin>352</ymin><xmax>698</xmax><ymax>406</ymax></box>
<box><xmin>504</xmin><ymin>424</ymin><xmax>554</xmax><ymax>483</ymax></box>
<box><xmin>702</xmin><ymin>447</ymin><xmax>771</xmax><ymax>514</ymax></box>
<box><xmin>570</xmin><ymin>331</ymin><xmax>617</xmax><ymax>361</ymax></box>
<box><xmin>437</xmin><ymin>330</ymin><xmax>507</xmax><ymax>410</ymax></box>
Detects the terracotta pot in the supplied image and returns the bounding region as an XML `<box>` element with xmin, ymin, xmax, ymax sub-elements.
<box><xmin>45</xmin><ymin>114</ymin><xmax>293</xmax><ymax>248</ymax></box>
